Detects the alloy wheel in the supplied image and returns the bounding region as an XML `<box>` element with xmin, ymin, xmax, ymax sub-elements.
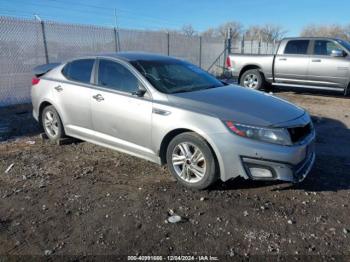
<box><xmin>44</xmin><ymin>110</ymin><xmax>59</xmax><ymax>138</ymax></box>
<box><xmin>243</xmin><ymin>73</ymin><xmax>259</xmax><ymax>89</ymax></box>
<box><xmin>171</xmin><ymin>142</ymin><xmax>206</xmax><ymax>183</ymax></box>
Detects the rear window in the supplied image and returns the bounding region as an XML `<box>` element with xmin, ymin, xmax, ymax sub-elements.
<box><xmin>62</xmin><ymin>59</ymin><xmax>94</xmax><ymax>83</ymax></box>
<box><xmin>284</xmin><ymin>40</ymin><xmax>309</xmax><ymax>55</ymax></box>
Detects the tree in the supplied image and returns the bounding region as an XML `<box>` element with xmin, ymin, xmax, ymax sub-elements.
<box><xmin>244</xmin><ymin>24</ymin><xmax>287</xmax><ymax>42</ymax></box>
<box><xmin>300</xmin><ymin>24</ymin><xmax>349</xmax><ymax>40</ymax></box>
<box><xmin>217</xmin><ymin>21</ymin><xmax>243</xmax><ymax>39</ymax></box>
<box><xmin>200</xmin><ymin>27</ymin><xmax>217</xmax><ymax>38</ymax></box>
<box><xmin>260</xmin><ymin>24</ymin><xmax>287</xmax><ymax>42</ymax></box>
<box><xmin>244</xmin><ymin>25</ymin><xmax>264</xmax><ymax>41</ymax></box>
<box><xmin>181</xmin><ymin>24</ymin><xmax>197</xmax><ymax>37</ymax></box>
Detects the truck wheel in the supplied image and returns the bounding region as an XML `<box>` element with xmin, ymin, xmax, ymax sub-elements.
<box><xmin>240</xmin><ymin>69</ymin><xmax>265</xmax><ymax>90</ymax></box>
<box><xmin>166</xmin><ymin>132</ymin><xmax>218</xmax><ymax>190</ymax></box>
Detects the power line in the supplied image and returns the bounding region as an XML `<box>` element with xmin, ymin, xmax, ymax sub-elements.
<box><xmin>6</xmin><ymin>0</ymin><xmax>186</xmax><ymax>28</ymax></box>
<box><xmin>48</xmin><ymin>0</ymin><xmax>186</xmax><ymax>25</ymax></box>
<box><xmin>0</xmin><ymin>12</ymin><xmax>180</xmax><ymax>31</ymax></box>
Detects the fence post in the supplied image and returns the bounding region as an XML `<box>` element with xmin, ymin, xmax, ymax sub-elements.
<box><xmin>199</xmin><ymin>36</ymin><xmax>202</xmax><ymax>68</ymax></box>
<box><xmin>241</xmin><ymin>36</ymin><xmax>244</xmax><ymax>54</ymax></box>
<box><xmin>258</xmin><ymin>39</ymin><xmax>261</xmax><ymax>55</ymax></box>
<box><xmin>167</xmin><ymin>32</ymin><xmax>170</xmax><ymax>56</ymax></box>
<box><xmin>113</xmin><ymin>28</ymin><xmax>118</xmax><ymax>52</ymax></box>
<box><xmin>222</xmin><ymin>28</ymin><xmax>232</xmax><ymax>75</ymax></box>
<box><xmin>40</xmin><ymin>21</ymin><xmax>49</xmax><ymax>64</ymax></box>
<box><xmin>266</xmin><ymin>42</ymin><xmax>269</xmax><ymax>54</ymax></box>
<box><xmin>227</xmin><ymin>28</ymin><xmax>232</xmax><ymax>54</ymax></box>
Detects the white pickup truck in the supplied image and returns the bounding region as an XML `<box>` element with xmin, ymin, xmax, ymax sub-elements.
<box><xmin>226</xmin><ymin>37</ymin><xmax>350</xmax><ymax>95</ymax></box>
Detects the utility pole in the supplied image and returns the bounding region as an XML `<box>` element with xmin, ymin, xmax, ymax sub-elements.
<box><xmin>114</xmin><ymin>8</ymin><xmax>118</xmax><ymax>28</ymax></box>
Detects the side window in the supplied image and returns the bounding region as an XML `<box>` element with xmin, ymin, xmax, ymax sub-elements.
<box><xmin>284</xmin><ymin>40</ymin><xmax>310</xmax><ymax>55</ymax></box>
<box><xmin>314</xmin><ymin>40</ymin><xmax>342</xmax><ymax>56</ymax></box>
<box><xmin>62</xmin><ymin>59</ymin><xmax>94</xmax><ymax>84</ymax></box>
<box><xmin>98</xmin><ymin>59</ymin><xmax>139</xmax><ymax>93</ymax></box>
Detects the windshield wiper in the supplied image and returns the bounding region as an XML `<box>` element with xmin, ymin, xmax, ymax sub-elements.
<box><xmin>171</xmin><ymin>88</ymin><xmax>195</xmax><ymax>94</ymax></box>
<box><xmin>204</xmin><ymin>85</ymin><xmax>219</xmax><ymax>90</ymax></box>
<box><xmin>171</xmin><ymin>84</ymin><xmax>221</xmax><ymax>94</ymax></box>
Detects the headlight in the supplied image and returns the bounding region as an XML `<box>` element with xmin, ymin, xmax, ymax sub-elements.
<box><xmin>224</xmin><ymin>121</ymin><xmax>292</xmax><ymax>146</ymax></box>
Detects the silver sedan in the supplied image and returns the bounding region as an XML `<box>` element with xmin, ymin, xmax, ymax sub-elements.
<box><xmin>31</xmin><ymin>52</ymin><xmax>316</xmax><ymax>189</ymax></box>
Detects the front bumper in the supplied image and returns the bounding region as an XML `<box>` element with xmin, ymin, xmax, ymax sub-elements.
<box><xmin>210</xmin><ymin>129</ymin><xmax>316</xmax><ymax>183</ymax></box>
<box><xmin>241</xmin><ymin>149</ymin><xmax>315</xmax><ymax>183</ymax></box>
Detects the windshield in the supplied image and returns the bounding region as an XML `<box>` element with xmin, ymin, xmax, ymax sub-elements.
<box><xmin>336</xmin><ymin>39</ymin><xmax>350</xmax><ymax>52</ymax></box>
<box><xmin>131</xmin><ymin>60</ymin><xmax>225</xmax><ymax>94</ymax></box>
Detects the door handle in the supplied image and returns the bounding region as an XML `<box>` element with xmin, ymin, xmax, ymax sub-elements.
<box><xmin>54</xmin><ymin>85</ymin><xmax>63</xmax><ymax>92</ymax></box>
<box><xmin>312</xmin><ymin>59</ymin><xmax>321</xmax><ymax>62</ymax></box>
<box><xmin>92</xmin><ymin>94</ymin><xmax>104</xmax><ymax>102</ymax></box>
<box><xmin>279</xmin><ymin>58</ymin><xmax>287</xmax><ymax>61</ymax></box>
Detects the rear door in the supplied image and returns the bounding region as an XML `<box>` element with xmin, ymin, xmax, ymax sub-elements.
<box><xmin>90</xmin><ymin>58</ymin><xmax>154</xmax><ymax>159</ymax></box>
<box><xmin>307</xmin><ymin>39</ymin><xmax>349</xmax><ymax>88</ymax></box>
<box><xmin>54</xmin><ymin>59</ymin><xmax>94</xmax><ymax>137</ymax></box>
<box><xmin>274</xmin><ymin>40</ymin><xmax>311</xmax><ymax>85</ymax></box>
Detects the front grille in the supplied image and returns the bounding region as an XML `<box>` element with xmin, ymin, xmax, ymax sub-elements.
<box><xmin>288</xmin><ymin>123</ymin><xmax>312</xmax><ymax>143</ymax></box>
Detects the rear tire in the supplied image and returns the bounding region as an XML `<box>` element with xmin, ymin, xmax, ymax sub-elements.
<box><xmin>41</xmin><ymin>105</ymin><xmax>65</xmax><ymax>143</ymax></box>
<box><xmin>240</xmin><ymin>69</ymin><xmax>266</xmax><ymax>90</ymax></box>
<box><xmin>166</xmin><ymin>132</ymin><xmax>218</xmax><ymax>190</ymax></box>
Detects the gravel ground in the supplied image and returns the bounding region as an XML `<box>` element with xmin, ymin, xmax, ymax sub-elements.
<box><xmin>0</xmin><ymin>89</ymin><xmax>350</xmax><ymax>259</ymax></box>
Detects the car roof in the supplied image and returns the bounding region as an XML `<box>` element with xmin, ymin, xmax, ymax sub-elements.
<box><xmin>96</xmin><ymin>52</ymin><xmax>182</xmax><ymax>63</ymax></box>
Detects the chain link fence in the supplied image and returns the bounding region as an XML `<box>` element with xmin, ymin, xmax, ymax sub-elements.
<box><xmin>0</xmin><ymin>16</ymin><xmax>226</xmax><ymax>107</ymax></box>
<box><xmin>0</xmin><ymin>17</ymin><xmax>47</xmax><ymax>106</ymax></box>
<box><xmin>231</xmin><ymin>39</ymin><xmax>279</xmax><ymax>54</ymax></box>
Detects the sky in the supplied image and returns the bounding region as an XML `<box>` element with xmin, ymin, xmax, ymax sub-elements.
<box><xmin>0</xmin><ymin>0</ymin><xmax>350</xmax><ymax>36</ymax></box>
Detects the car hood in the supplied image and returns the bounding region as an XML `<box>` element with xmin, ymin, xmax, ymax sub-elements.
<box><xmin>168</xmin><ymin>85</ymin><xmax>305</xmax><ymax>127</ymax></box>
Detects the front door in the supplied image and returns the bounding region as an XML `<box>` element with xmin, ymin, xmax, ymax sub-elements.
<box><xmin>307</xmin><ymin>39</ymin><xmax>349</xmax><ymax>88</ymax></box>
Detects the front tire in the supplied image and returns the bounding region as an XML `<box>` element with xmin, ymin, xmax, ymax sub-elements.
<box><xmin>166</xmin><ymin>132</ymin><xmax>218</xmax><ymax>190</ymax></box>
<box><xmin>41</xmin><ymin>105</ymin><xmax>65</xmax><ymax>142</ymax></box>
<box><xmin>240</xmin><ymin>69</ymin><xmax>265</xmax><ymax>90</ymax></box>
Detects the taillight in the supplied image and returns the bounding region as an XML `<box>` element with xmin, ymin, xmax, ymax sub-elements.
<box><xmin>226</xmin><ymin>56</ymin><xmax>232</xmax><ymax>68</ymax></box>
<box><xmin>32</xmin><ymin>77</ymin><xmax>40</xmax><ymax>85</ymax></box>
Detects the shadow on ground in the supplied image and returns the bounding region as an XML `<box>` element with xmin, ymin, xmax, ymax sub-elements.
<box><xmin>0</xmin><ymin>104</ymin><xmax>41</xmax><ymax>140</ymax></box>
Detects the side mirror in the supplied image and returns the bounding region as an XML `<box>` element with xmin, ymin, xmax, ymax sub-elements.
<box><xmin>331</xmin><ymin>49</ymin><xmax>346</xmax><ymax>57</ymax></box>
<box><xmin>132</xmin><ymin>86</ymin><xmax>147</xmax><ymax>97</ymax></box>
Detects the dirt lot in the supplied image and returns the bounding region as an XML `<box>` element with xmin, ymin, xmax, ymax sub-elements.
<box><xmin>0</xmin><ymin>89</ymin><xmax>350</xmax><ymax>259</ymax></box>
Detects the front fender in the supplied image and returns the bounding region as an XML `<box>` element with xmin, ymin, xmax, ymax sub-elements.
<box><xmin>151</xmin><ymin>104</ymin><xmax>230</xmax><ymax>181</ymax></box>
